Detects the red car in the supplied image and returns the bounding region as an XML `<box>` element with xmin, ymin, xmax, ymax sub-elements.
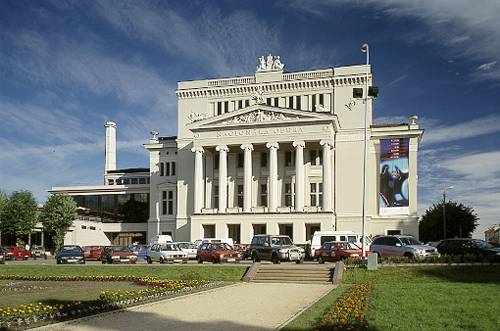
<box><xmin>2</xmin><ymin>246</ymin><xmax>31</xmax><ymax>260</ymax></box>
<box><xmin>82</xmin><ymin>246</ymin><xmax>104</xmax><ymax>260</ymax></box>
<box><xmin>197</xmin><ymin>242</ymin><xmax>240</xmax><ymax>264</ymax></box>
<box><xmin>315</xmin><ymin>242</ymin><xmax>367</xmax><ymax>263</ymax></box>
<box><xmin>101</xmin><ymin>246</ymin><xmax>137</xmax><ymax>264</ymax></box>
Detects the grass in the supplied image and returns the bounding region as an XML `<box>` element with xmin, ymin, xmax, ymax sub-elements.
<box><xmin>281</xmin><ymin>285</ymin><xmax>349</xmax><ymax>331</ymax></box>
<box><xmin>284</xmin><ymin>266</ymin><xmax>500</xmax><ymax>331</ymax></box>
<box><xmin>346</xmin><ymin>266</ymin><xmax>500</xmax><ymax>331</ymax></box>
<box><xmin>0</xmin><ymin>281</ymin><xmax>147</xmax><ymax>307</ymax></box>
<box><xmin>0</xmin><ymin>265</ymin><xmax>248</xmax><ymax>282</ymax></box>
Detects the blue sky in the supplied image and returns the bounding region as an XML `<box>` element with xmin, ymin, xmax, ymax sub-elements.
<box><xmin>1</xmin><ymin>0</ymin><xmax>499</xmax><ymax>238</ymax></box>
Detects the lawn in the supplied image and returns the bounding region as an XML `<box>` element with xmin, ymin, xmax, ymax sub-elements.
<box><xmin>0</xmin><ymin>280</ymin><xmax>147</xmax><ymax>307</ymax></box>
<box><xmin>0</xmin><ymin>264</ymin><xmax>248</xmax><ymax>282</ymax></box>
<box><xmin>285</xmin><ymin>265</ymin><xmax>500</xmax><ymax>331</ymax></box>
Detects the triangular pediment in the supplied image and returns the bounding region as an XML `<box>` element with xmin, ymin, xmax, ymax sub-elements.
<box><xmin>188</xmin><ymin>104</ymin><xmax>339</xmax><ymax>131</ymax></box>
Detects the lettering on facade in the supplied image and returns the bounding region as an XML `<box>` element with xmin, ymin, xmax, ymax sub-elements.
<box><xmin>216</xmin><ymin>126</ymin><xmax>304</xmax><ymax>138</ymax></box>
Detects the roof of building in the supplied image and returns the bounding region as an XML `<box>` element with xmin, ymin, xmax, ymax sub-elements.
<box><xmin>158</xmin><ymin>136</ymin><xmax>177</xmax><ymax>141</ymax></box>
<box><xmin>107</xmin><ymin>168</ymin><xmax>150</xmax><ymax>174</ymax></box>
<box><xmin>370</xmin><ymin>123</ymin><xmax>408</xmax><ymax>128</ymax></box>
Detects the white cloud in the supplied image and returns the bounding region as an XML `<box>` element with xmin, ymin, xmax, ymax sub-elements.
<box><xmin>477</xmin><ymin>61</ymin><xmax>497</xmax><ymax>71</ymax></box>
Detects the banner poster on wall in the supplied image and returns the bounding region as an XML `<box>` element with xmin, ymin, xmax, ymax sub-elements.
<box><xmin>379</xmin><ymin>137</ymin><xmax>410</xmax><ymax>215</ymax></box>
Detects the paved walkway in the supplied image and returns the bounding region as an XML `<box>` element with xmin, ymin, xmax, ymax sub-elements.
<box><xmin>33</xmin><ymin>283</ymin><xmax>333</xmax><ymax>331</ymax></box>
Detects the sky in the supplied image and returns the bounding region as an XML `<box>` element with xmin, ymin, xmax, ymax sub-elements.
<box><xmin>0</xmin><ymin>0</ymin><xmax>499</xmax><ymax>238</ymax></box>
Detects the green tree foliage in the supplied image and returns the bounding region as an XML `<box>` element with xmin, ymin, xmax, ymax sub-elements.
<box><xmin>40</xmin><ymin>193</ymin><xmax>77</xmax><ymax>248</ymax></box>
<box><xmin>0</xmin><ymin>190</ymin><xmax>38</xmax><ymax>238</ymax></box>
<box><xmin>419</xmin><ymin>201</ymin><xmax>479</xmax><ymax>242</ymax></box>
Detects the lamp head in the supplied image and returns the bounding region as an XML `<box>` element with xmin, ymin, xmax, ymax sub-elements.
<box><xmin>361</xmin><ymin>43</ymin><xmax>369</xmax><ymax>53</ymax></box>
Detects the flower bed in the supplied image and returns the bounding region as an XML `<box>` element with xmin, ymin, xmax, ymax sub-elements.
<box><xmin>0</xmin><ymin>275</ymin><xmax>211</xmax><ymax>329</ymax></box>
<box><xmin>317</xmin><ymin>283</ymin><xmax>372</xmax><ymax>331</ymax></box>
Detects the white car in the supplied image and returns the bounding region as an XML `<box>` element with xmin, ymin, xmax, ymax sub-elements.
<box><xmin>147</xmin><ymin>243</ymin><xmax>188</xmax><ymax>264</ymax></box>
<box><xmin>175</xmin><ymin>242</ymin><xmax>198</xmax><ymax>259</ymax></box>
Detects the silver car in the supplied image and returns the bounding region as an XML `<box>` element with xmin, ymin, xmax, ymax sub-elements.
<box><xmin>370</xmin><ymin>235</ymin><xmax>439</xmax><ymax>258</ymax></box>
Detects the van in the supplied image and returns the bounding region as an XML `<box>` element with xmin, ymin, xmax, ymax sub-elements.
<box><xmin>310</xmin><ymin>231</ymin><xmax>371</xmax><ymax>257</ymax></box>
<box><xmin>150</xmin><ymin>234</ymin><xmax>173</xmax><ymax>245</ymax></box>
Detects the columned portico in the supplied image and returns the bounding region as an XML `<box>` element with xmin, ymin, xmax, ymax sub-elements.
<box><xmin>191</xmin><ymin>146</ymin><xmax>204</xmax><ymax>213</ymax></box>
<box><xmin>293</xmin><ymin>140</ymin><xmax>305</xmax><ymax>212</ymax></box>
<box><xmin>240</xmin><ymin>143</ymin><xmax>254</xmax><ymax>212</ymax></box>
<box><xmin>320</xmin><ymin>140</ymin><xmax>334</xmax><ymax>212</ymax></box>
<box><xmin>216</xmin><ymin>145</ymin><xmax>229</xmax><ymax>213</ymax></box>
<box><xmin>266</xmin><ymin>142</ymin><xmax>279</xmax><ymax>212</ymax></box>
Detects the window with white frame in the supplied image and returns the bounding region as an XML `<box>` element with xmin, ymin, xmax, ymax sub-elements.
<box><xmin>260</xmin><ymin>183</ymin><xmax>268</xmax><ymax>207</ymax></box>
<box><xmin>237</xmin><ymin>184</ymin><xmax>244</xmax><ymax>208</ymax></box>
<box><xmin>310</xmin><ymin>183</ymin><xmax>323</xmax><ymax>207</ymax></box>
<box><xmin>285</xmin><ymin>151</ymin><xmax>295</xmax><ymax>167</ymax></box>
<box><xmin>213</xmin><ymin>185</ymin><xmax>219</xmax><ymax>209</ymax></box>
<box><xmin>162</xmin><ymin>190</ymin><xmax>175</xmax><ymax>215</ymax></box>
<box><xmin>285</xmin><ymin>183</ymin><xmax>294</xmax><ymax>207</ymax></box>
<box><xmin>166</xmin><ymin>162</ymin><xmax>170</xmax><ymax>176</ymax></box>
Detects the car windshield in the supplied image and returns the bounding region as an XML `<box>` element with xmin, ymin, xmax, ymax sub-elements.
<box><xmin>60</xmin><ymin>246</ymin><xmax>82</xmax><ymax>252</ymax></box>
<box><xmin>271</xmin><ymin>237</ymin><xmax>292</xmax><ymax>246</ymax></box>
<box><xmin>474</xmin><ymin>240</ymin><xmax>494</xmax><ymax>249</ymax></box>
<box><xmin>399</xmin><ymin>237</ymin><xmax>421</xmax><ymax>245</ymax></box>
<box><xmin>210</xmin><ymin>243</ymin><xmax>232</xmax><ymax>250</ymax></box>
<box><xmin>111</xmin><ymin>246</ymin><xmax>132</xmax><ymax>252</ymax></box>
<box><xmin>177</xmin><ymin>243</ymin><xmax>196</xmax><ymax>249</ymax></box>
<box><xmin>161</xmin><ymin>244</ymin><xmax>180</xmax><ymax>251</ymax></box>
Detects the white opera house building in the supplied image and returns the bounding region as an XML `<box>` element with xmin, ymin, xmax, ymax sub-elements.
<box><xmin>50</xmin><ymin>55</ymin><xmax>423</xmax><ymax>247</ymax></box>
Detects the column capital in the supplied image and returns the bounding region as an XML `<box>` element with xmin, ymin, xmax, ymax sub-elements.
<box><xmin>292</xmin><ymin>140</ymin><xmax>305</xmax><ymax>149</ymax></box>
<box><xmin>320</xmin><ymin>139</ymin><xmax>334</xmax><ymax>148</ymax></box>
<box><xmin>266</xmin><ymin>142</ymin><xmax>279</xmax><ymax>150</ymax></box>
<box><xmin>191</xmin><ymin>146</ymin><xmax>205</xmax><ymax>153</ymax></box>
<box><xmin>240</xmin><ymin>143</ymin><xmax>254</xmax><ymax>151</ymax></box>
<box><xmin>216</xmin><ymin>145</ymin><xmax>229</xmax><ymax>152</ymax></box>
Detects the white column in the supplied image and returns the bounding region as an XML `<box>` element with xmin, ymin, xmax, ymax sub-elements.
<box><xmin>266</xmin><ymin>142</ymin><xmax>279</xmax><ymax>212</ymax></box>
<box><xmin>320</xmin><ymin>140</ymin><xmax>333</xmax><ymax>211</ymax></box>
<box><xmin>191</xmin><ymin>146</ymin><xmax>205</xmax><ymax>213</ymax></box>
<box><xmin>240</xmin><ymin>144</ymin><xmax>254</xmax><ymax>212</ymax></box>
<box><xmin>293</xmin><ymin>140</ymin><xmax>305</xmax><ymax>212</ymax></box>
<box><xmin>216</xmin><ymin>145</ymin><xmax>229</xmax><ymax>213</ymax></box>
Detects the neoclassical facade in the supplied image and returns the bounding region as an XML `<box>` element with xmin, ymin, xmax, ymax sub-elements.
<box><xmin>51</xmin><ymin>55</ymin><xmax>423</xmax><ymax>246</ymax></box>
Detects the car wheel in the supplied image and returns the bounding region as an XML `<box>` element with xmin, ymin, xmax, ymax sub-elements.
<box><xmin>271</xmin><ymin>253</ymin><xmax>280</xmax><ymax>264</ymax></box>
<box><xmin>296</xmin><ymin>258</ymin><xmax>304</xmax><ymax>264</ymax></box>
<box><xmin>197</xmin><ymin>256</ymin><xmax>203</xmax><ymax>264</ymax></box>
<box><xmin>101</xmin><ymin>259</ymin><xmax>106</xmax><ymax>264</ymax></box>
<box><xmin>147</xmin><ymin>257</ymin><xmax>152</xmax><ymax>264</ymax></box>
<box><xmin>404</xmin><ymin>253</ymin><xmax>414</xmax><ymax>258</ymax></box>
<box><xmin>252</xmin><ymin>253</ymin><xmax>260</xmax><ymax>263</ymax></box>
<box><xmin>318</xmin><ymin>256</ymin><xmax>324</xmax><ymax>264</ymax></box>
<box><xmin>160</xmin><ymin>257</ymin><xmax>165</xmax><ymax>264</ymax></box>
<box><xmin>56</xmin><ymin>259</ymin><xmax>61</xmax><ymax>264</ymax></box>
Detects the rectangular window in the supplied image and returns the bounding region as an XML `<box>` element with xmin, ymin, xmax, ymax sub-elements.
<box><xmin>266</xmin><ymin>97</ymin><xmax>271</xmax><ymax>106</ymax></box>
<box><xmin>238</xmin><ymin>100</ymin><xmax>243</xmax><ymax>109</ymax></box>
<box><xmin>310</xmin><ymin>183</ymin><xmax>323</xmax><ymax>207</ymax></box>
<box><xmin>260</xmin><ymin>184</ymin><xmax>268</xmax><ymax>207</ymax></box>
<box><xmin>116</xmin><ymin>179</ymin><xmax>123</xmax><ymax>185</ymax></box>
<box><xmin>310</xmin><ymin>150</ymin><xmax>317</xmax><ymax>165</ymax></box>
<box><xmin>160</xmin><ymin>162</ymin><xmax>164</xmax><ymax>176</ymax></box>
<box><xmin>139</xmin><ymin>178</ymin><xmax>146</xmax><ymax>184</ymax></box>
<box><xmin>214</xmin><ymin>155</ymin><xmax>219</xmax><ymax>170</ymax></box>
<box><xmin>312</xmin><ymin>94</ymin><xmax>316</xmax><ymax>110</ymax></box>
<box><xmin>296</xmin><ymin>96</ymin><xmax>301</xmax><ymax>110</ymax></box>
<box><xmin>162</xmin><ymin>191</ymin><xmax>167</xmax><ymax>215</ymax></box>
<box><xmin>285</xmin><ymin>183</ymin><xmax>294</xmax><ymax>207</ymax></box>
<box><xmin>171</xmin><ymin>162</ymin><xmax>176</xmax><ymax>176</ymax></box>
<box><xmin>237</xmin><ymin>185</ymin><xmax>244</xmax><ymax>208</ymax></box>
<box><xmin>203</xmin><ymin>224</ymin><xmax>216</xmax><ymax>238</ymax></box>
<box><xmin>245</xmin><ymin>99</ymin><xmax>250</xmax><ymax>107</ymax></box>
<box><xmin>289</xmin><ymin>96</ymin><xmax>294</xmax><ymax>109</ymax></box>
<box><xmin>123</xmin><ymin>178</ymin><xmax>130</xmax><ymax>185</ymax></box>
<box><xmin>166</xmin><ymin>162</ymin><xmax>170</xmax><ymax>176</ymax></box>
<box><xmin>81</xmin><ymin>225</ymin><xmax>87</xmax><ymax>230</ymax></box>
<box><xmin>285</xmin><ymin>151</ymin><xmax>294</xmax><ymax>167</ymax></box>
<box><xmin>224</xmin><ymin>101</ymin><xmax>229</xmax><ymax>113</ymax></box>
<box><xmin>274</xmin><ymin>97</ymin><xmax>279</xmax><ymax>106</ymax></box>
<box><xmin>237</xmin><ymin>153</ymin><xmax>244</xmax><ymax>168</ymax></box>
<box><xmin>213</xmin><ymin>185</ymin><xmax>219</xmax><ymax>209</ymax></box>
<box><xmin>131</xmin><ymin>178</ymin><xmax>138</xmax><ymax>184</ymax></box>
<box><xmin>167</xmin><ymin>190</ymin><xmax>174</xmax><ymax>215</ymax></box>
<box><xmin>319</xmin><ymin>94</ymin><xmax>324</xmax><ymax>105</ymax></box>
<box><xmin>260</xmin><ymin>152</ymin><xmax>268</xmax><ymax>167</ymax></box>
<box><xmin>217</xmin><ymin>102</ymin><xmax>222</xmax><ymax>115</ymax></box>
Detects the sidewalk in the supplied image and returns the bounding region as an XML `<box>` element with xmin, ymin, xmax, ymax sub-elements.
<box><xmin>33</xmin><ymin>282</ymin><xmax>333</xmax><ymax>331</ymax></box>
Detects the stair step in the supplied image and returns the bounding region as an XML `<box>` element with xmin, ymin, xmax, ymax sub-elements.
<box><xmin>251</xmin><ymin>279</ymin><xmax>332</xmax><ymax>284</ymax></box>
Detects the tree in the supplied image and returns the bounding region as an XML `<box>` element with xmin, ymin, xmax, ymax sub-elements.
<box><xmin>40</xmin><ymin>193</ymin><xmax>77</xmax><ymax>248</ymax></box>
<box><xmin>0</xmin><ymin>190</ymin><xmax>38</xmax><ymax>240</ymax></box>
<box><xmin>419</xmin><ymin>200</ymin><xmax>479</xmax><ymax>242</ymax></box>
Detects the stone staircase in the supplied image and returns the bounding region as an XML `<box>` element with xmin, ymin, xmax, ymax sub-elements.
<box><xmin>246</xmin><ymin>264</ymin><xmax>334</xmax><ymax>284</ymax></box>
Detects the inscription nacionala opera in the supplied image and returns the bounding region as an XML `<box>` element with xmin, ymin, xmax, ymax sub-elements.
<box><xmin>217</xmin><ymin>126</ymin><xmax>305</xmax><ymax>137</ymax></box>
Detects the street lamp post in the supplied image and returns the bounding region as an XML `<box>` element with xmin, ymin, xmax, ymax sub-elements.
<box><xmin>442</xmin><ymin>186</ymin><xmax>454</xmax><ymax>239</ymax></box>
<box><xmin>360</xmin><ymin>43</ymin><xmax>369</xmax><ymax>259</ymax></box>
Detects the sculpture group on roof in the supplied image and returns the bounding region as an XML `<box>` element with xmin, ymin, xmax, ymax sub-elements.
<box><xmin>257</xmin><ymin>53</ymin><xmax>285</xmax><ymax>72</ymax></box>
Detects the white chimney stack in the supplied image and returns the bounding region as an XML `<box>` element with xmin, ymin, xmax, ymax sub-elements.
<box><xmin>104</xmin><ymin>121</ymin><xmax>117</xmax><ymax>173</ymax></box>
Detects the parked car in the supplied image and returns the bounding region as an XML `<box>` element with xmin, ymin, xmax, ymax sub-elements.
<box><xmin>193</xmin><ymin>238</ymin><xmax>234</xmax><ymax>248</ymax></box>
<box><xmin>426</xmin><ymin>241</ymin><xmax>442</xmax><ymax>248</ymax></box>
<box><xmin>56</xmin><ymin>245</ymin><xmax>85</xmax><ymax>264</ymax></box>
<box><xmin>436</xmin><ymin>239</ymin><xmax>500</xmax><ymax>259</ymax></box>
<box><xmin>1</xmin><ymin>246</ymin><xmax>15</xmax><ymax>260</ymax></box>
<box><xmin>369</xmin><ymin>235</ymin><xmax>439</xmax><ymax>258</ymax></box>
<box><xmin>315</xmin><ymin>242</ymin><xmax>366</xmax><ymax>263</ymax></box>
<box><xmin>30</xmin><ymin>245</ymin><xmax>47</xmax><ymax>259</ymax></box>
<box><xmin>101</xmin><ymin>246</ymin><xmax>138</xmax><ymax>264</ymax></box>
<box><xmin>82</xmin><ymin>246</ymin><xmax>104</xmax><ymax>261</ymax></box>
<box><xmin>249</xmin><ymin>235</ymin><xmax>305</xmax><ymax>264</ymax></box>
<box><xmin>175</xmin><ymin>242</ymin><xmax>198</xmax><ymax>259</ymax></box>
<box><xmin>137</xmin><ymin>245</ymin><xmax>150</xmax><ymax>261</ymax></box>
<box><xmin>309</xmin><ymin>231</ymin><xmax>372</xmax><ymax>258</ymax></box>
<box><xmin>0</xmin><ymin>248</ymin><xmax>5</xmax><ymax>264</ymax></box>
<box><xmin>197</xmin><ymin>242</ymin><xmax>240</xmax><ymax>264</ymax></box>
<box><xmin>3</xmin><ymin>245</ymin><xmax>31</xmax><ymax>260</ymax></box>
<box><xmin>147</xmin><ymin>243</ymin><xmax>188</xmax><ymax>264</ymax></box>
